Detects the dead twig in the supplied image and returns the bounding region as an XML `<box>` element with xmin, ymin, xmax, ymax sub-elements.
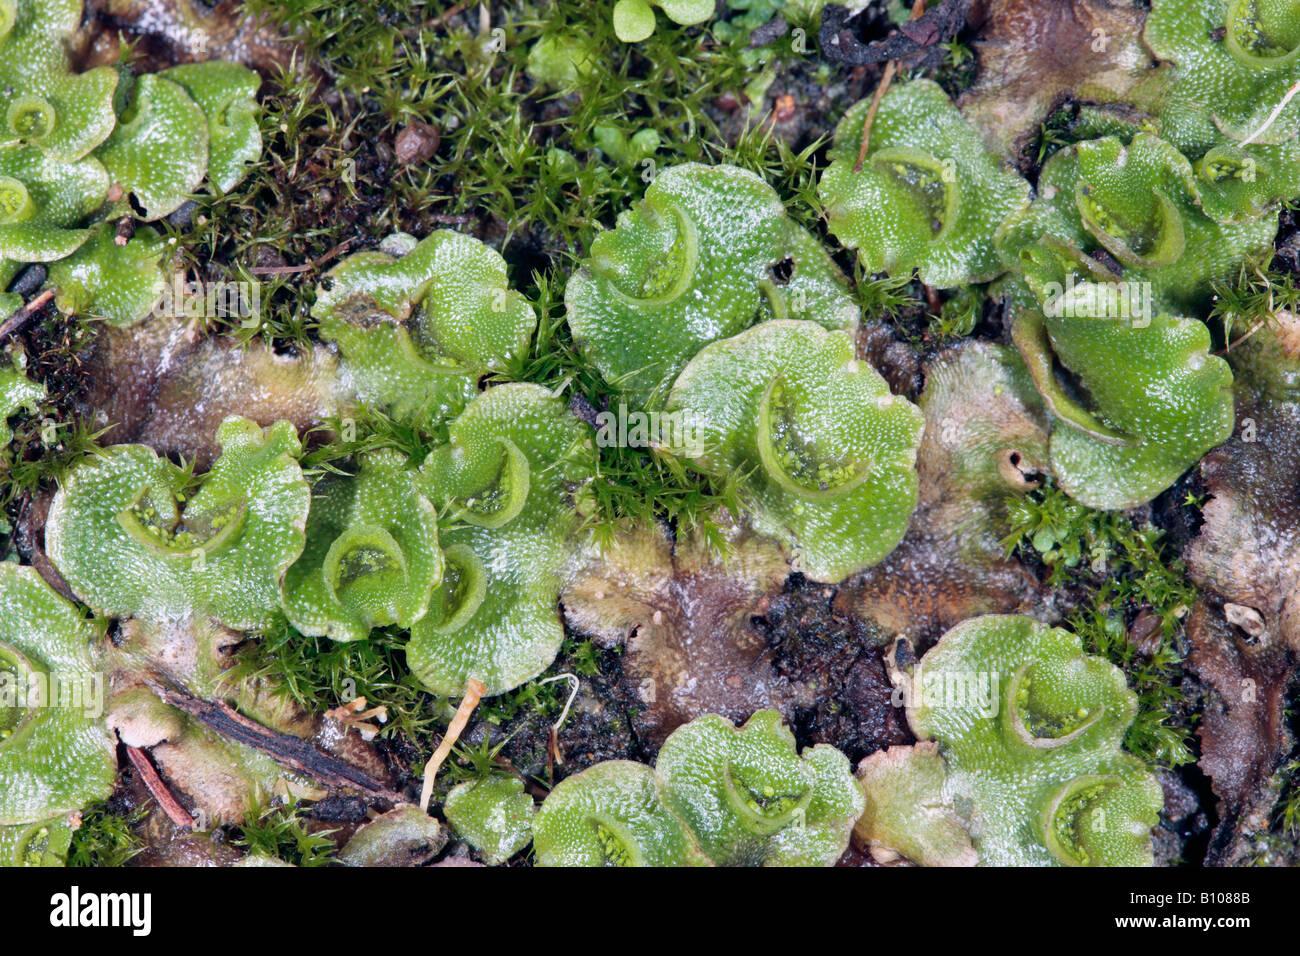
<box><xmin>247</xmin><ymin>237</ymin><xmax>356</xmax><ymax>277</ymax></box>
<box><xmin>145</xmin><ymin>675</ymin><xmax>403</xmax><ymax>802</ymax></box>
<box><xmin>854</xmin><ymin>0</ymin><xmax>928</xmax><ymax>173</ymax></box>
<box><xmin>124</xmin><ymin>745</ymin><xmax>195</xmax><ymax>830</ymax></box>
<box><xmin>419</xmin><ymin>678</ymin><xmax>487</xmax><ymax>812</ymax></box>
<box><xmin>0</xmin><ymin>288</ymin><xmax>55</xmax><ymax>342</ymax></box>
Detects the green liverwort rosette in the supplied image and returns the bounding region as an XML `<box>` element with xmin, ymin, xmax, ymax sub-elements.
<box><xmin>96</xmin><ymin>73</ymin><xmax>210</xmax><ymax>221</ymax></box>
<box><xmin>819</xmin><ymin>79</ymin><xmax>1031</xmax><ymax>288</ymax></box>
<box><xmin>1011</xmin><ymin>291</ymin><xmax>1233</xmax><ymax>509</ymax></box>
<box><xmin>312</xmin><ymin>230</ymin><xmax>537</xmax><ymax>430</ymax></box>
<box><xmin>46</xmin><ymin>417</ymin><xmax>310</xmax><ymax>630</ymax></box>
<box><xmin>903</xmin><ymin>615</ymin><xmax>1163</xmax><ymax>866</ymax></box>
<box><xmin>0</xmin><ymin>143</ymin><xmax>107</xmax><ymax>284</ymax></box>
<box><xmin>47</xmin><ymin>223</ymin><xmax>167</xmax><ymax>326</ymax></box>
<box><xmin>162</xmin><ymin>61</ymin><xmax>262</xmax><ymax>195</ymax></box>
<box><xmin>0</xmin><ymin>362</ymin><xmax>43</xmax><ymax>447</ymax></box>
<box><xmin>534</xmin><ymin>760</ymin><xmax>711</xmax><ymax>866</ymax></box>
<box><xmin>1146</xmin><ymin>0</ymin><xmax>1300</xmax><ymax>152</ymax></box>
<box><xmin>534</xmin><ymin>709</ymin><xmax>862</xmax><ymax>867</ymax></box>
<box><xmin>1144</xmin><ymin>0</ymin><xmax>1300</xmax><ymax>221</ymax></box>
<box><xmin>444</xmin><ymin>773</ymin><xmax>536</xmax><ymax>865</ymax></box>
<box><xmin>1000</xmin><ymin>133</ymin><xmax>1276</xmax><ymax>313</ymax></box>
<box><xmin>282</xmin><ymin>449</ymin><xmax>442</xmax><ymax>642</ymax></box>
<box><xmin>566</xmin><ymin>162</ymin><xmax>858</xmax><ymax>408</ymax></box>
<box><xmin>407</xmin><ymin>383</ymin><xmax>594</xmax><ymax>696</ymax></box>
<box><xmin>612</xmin><ymin>0</ymin><xmax>714</xmax><ymax>43</ymax></box>
<box><xmin>0</xmin><ymin>564</ymin><xmax>116</xmax><ymax>862</ymax></box>
<box><xmin>0</xmin><ymin>0</ymin><xmax>118</xmax><ymax>163</ymax></box>
<box><xmin>665</xmin><ymin>320</ymin><xmax>923</xmax><ymax>581</ymax></box>
<box><xmin>656</xmin><ymin>710</ymin><xmax>864</xmax><ymax>866</ymax></box>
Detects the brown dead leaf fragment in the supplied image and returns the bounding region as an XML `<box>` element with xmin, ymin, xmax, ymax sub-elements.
<box><xmin>959</xmin><ymin>0</ymin><xmax>1152</xmax><ymax>162</ymax></box>
<box><xmin>78</xmin><ymin>318</ymin><xmax>349</xmax><ymax>469</ymax></box>
<box><xmin>562</xmin><ymin>522</ymin><xmax>790</xmax><ymax>747</ymax></box>
<box><xmin>835</xmin><ymin>340</ymin><xmax>1050</xmax><ymax>647</ymax></box>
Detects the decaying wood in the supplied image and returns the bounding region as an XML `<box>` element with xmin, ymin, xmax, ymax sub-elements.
<box><xmin>145</xmin><ymin>675</ymin><xmax>404</xmax><ymax>802</ymax></box>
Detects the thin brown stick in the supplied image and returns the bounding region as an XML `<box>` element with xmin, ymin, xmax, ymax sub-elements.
<box><xmin>247</xmin><ymin>237</ymin><xmax>355</xmax><ymax>277</ymax></box>
<box><xmin>419</xmin><ymin>678</ymin><xmax>487</xmax><ymax>812</ymax></box>
<box><xmin>146</xmin><ymin>676</ymin><xmax>403</xmax><ymax>801</ymax></box>
<box><xmin>124</xmin><ymin>745</ymin><xmax>194</xmax><ymax>830</ymax></box>
<box><xmin>0</xmin><ymin>288</ymin><xmax>55</xmax><ymax>342</ymax></box>
<box><xmin>403</xmin><ymin>1</ymin><xmax>468</xmax><ymax>37</ymax></box>
<box><xmin>853</xmin><ymin>0</ymin><xmax>927</xmax><ymax>173</ymax></box>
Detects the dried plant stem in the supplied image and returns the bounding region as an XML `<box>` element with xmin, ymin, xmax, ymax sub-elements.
<box><xmin>853</xmin><ymin>0</ymin><xmax>927</xmax><ymax>173</ymax></box>
<box><xmin>124</xmin><ymin>745</ymin><xmax>194</xmax><ymax>830</ymax></box>
<box><xmin>419</xmin><ymin>677</ymin><xmax>487</xmax><ymax>812</ymax></box>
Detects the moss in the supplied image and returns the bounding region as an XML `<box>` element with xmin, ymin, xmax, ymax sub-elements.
<box><xmin>1001</xmin><ymin>484</ymin><xmax>1197</xmax><ymax>768</ymax></box>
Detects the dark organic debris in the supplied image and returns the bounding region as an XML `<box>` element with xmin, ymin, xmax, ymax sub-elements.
<box><xmin>1186</xmin><ymin>602</ymin><xmax>1293</xmax><ymax>865</ymax></box>
<box><xmin>1183</xmin><ymin>317</ymin><xmax>1300</xmax><ymax>862</ymax></box>
<box><xmin>819</xmin><ymin>1</ymin><xmax>971</xmax><ymax>69</ymax></box>
<box><xmin>757</xmin><ymin>576</ymin><xmax>913</xmax><ymax>764</ymax></box>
